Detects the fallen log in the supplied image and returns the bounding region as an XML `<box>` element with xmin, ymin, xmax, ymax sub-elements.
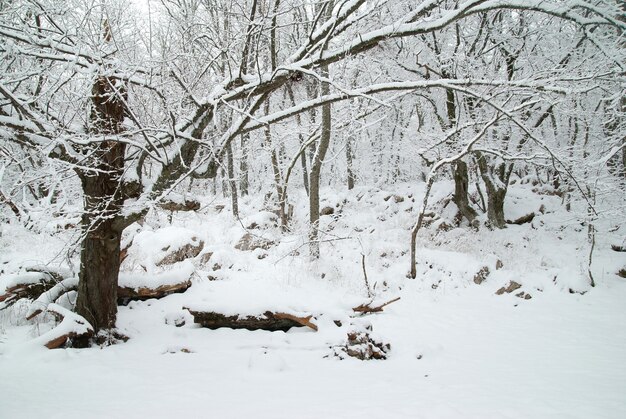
<box><xmin>273</xmin><ymin>312</ymin><xmax>318</xmax><ymax>331</ymax></box>
<box><xmin>185</xmin><ymin>308</ymin><xmax>318</xmax><ymax>332</ymax></box>
<box><xmin>507</xmin><ymin>212</ymin><xmax>535</xmax><ymax>225</ymax></box>
<box><xmin>0</xmin><ymin>272</ymin><xmax>59</xmax><ymax>308</ymax></box>
<box><xmin>118</xmin><ymin>280</ymin><xmax>192</xmax><ymax>305</ymax></box>
<box><xmin>33</xmin><ymin>304</ymin><xmax>94</xmax><ymax>349</ymax></box>
<box><xmin>353</xmin><ymin>297</ymin><xmax>401</xmax><ymax>314</ymax></box>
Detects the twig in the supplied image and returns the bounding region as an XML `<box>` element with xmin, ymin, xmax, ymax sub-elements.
<box><xmin>353</xmin><ymin>297</ymin><xmax>401</xmax><ymax>314</ymax></box>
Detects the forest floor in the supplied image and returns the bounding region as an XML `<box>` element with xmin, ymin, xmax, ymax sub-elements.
<box><xmin>1</xmin><ymin>181</ymin><xmax>625</xmax><ymax>418</ymax></box>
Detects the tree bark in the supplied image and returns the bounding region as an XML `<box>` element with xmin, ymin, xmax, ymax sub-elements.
<box><xmin>226</xmin><ymin>141</ymin><xmax>239</xmax><ymax>217</ymax></box>
<box><xmin>476</xmin><ymin>152</ymin><xmax>510</xmax><ymax>229</ymax></box>
<box><xmin>346</xmin><ymin>136</ymin><xmax>356</xmax><ymax>190</ymax></box>
<box><xmin>74</xmin><ymin>67</ymin><xmax>128</xmax><ymax>333</ymax></box>
<box><xmin>452</xmin><ymin>160</ymin><xmax>478</xmax><ymax>225</ymax></box>
<box><xmin>309</xmin><ymin>67</ymin><xmax>331</xmax><ymax>257</ymax></box>
<box><xmin>239</xmin><ymin>133</ymin><xmax>249</xmax><ymax>196</ymax></box>
<box><xmin>75</xmin><ymin>142</ymin><xmax>126</xmax><ymax>332</ymax></box>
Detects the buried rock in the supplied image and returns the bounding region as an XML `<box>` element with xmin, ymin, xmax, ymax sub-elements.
<box><xmin>235</xmin><ymin>233</ymin><xmax>275</xmax><ymax>251</ymax></box>
<box><xmin>473</xmin><ymin>266</ymin><xmax>491</xmax><ymax>285</ymax></box>
<box><xmin>124</xmin><ymin>227</ymin><xmax>204</xmax><ymax>269</ymax></box>
<box><xmin>158</xmin><ymin>239</ymin><xmax>204</xmax><ymax>266</ymax></box>
<box><xmin>495</xmin><ymin>281</ymin><xmax>522</xmax><ymax>295</ymax></box>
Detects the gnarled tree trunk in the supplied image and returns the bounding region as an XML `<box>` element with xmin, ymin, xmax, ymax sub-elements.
<box><xmin>75</xmin><ymin>143</ymin><xmax>126</xmax><ymax>332</ymax></box>
<box><xmin>452</xmin><ymin>160</ymin><xmax>478</xmax><ymax>225</ymax></box>
<box><xmin>475</xmin><ymin>152</ymin><xmax>512</xmax><ymax>229</ymax></box>
<box><xmin>75</xmin><ymin>72</ymin><xmax>128</xmax><ymax>333</ymax></box>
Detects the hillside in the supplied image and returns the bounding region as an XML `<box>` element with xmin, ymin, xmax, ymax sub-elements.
<box><xmin>1</xmin><ymin>182</ymin><xmax>625</xmax><ymax>418</ymax></box>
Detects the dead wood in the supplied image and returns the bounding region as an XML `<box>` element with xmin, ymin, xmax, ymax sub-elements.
<box><xmin>26</xmin><ymin>277</ymin><xmax>79</xmax><ymax>320</ymax></box>
<box><xmin>352</xmin><ymin>297</ymin><xmax>401</xmax><ymax>314</ymax></box>
<box><xmin>185</xmin><ymin>308</ymin><xmax>317</xmax><ymax>332</ymax></box>
<box><xmin>118</xmin><ymin>280</ymin><xmax>192</xmax><ymax>305</ymax></box>
<box><xmin>0</xmin><ymin>277</ymin><xmax>58</xmax><ymax>307</ymax></box>
<box><xmin>43</xmin><ymin>304</ymin><xmax>94</xmax><ymax>349</ymax></box>
<box><xmin>273</xmin><ymin>312</ymin><xmax>318</xmax><ymax>331</ymax></box>
<box><xmin>507</xmin><ymin>212</ymin><xmax>535</xmax><ymax>225</ymax></box>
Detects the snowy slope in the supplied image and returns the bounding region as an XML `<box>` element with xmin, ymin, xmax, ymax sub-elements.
<box><xmin>0</xmin><ymin>182</ymin><xmax>625</xmax><ymax>418</ymax></box>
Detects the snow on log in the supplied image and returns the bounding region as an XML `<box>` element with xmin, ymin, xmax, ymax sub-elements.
<box><xmin>184</xmin><ymin>308</ymin><xmax>318</xmax><ymax>332</ymax></box>
<box><xmin>0</xmin><ymin>272</ymin><xmax>59</xmax><ymax>308</ymax></box>
<box><xmin>117</xmin><ymin>261</ymin><xmax>194</xmax><ymax>304</ymax></box>
<box><xmin>32</xmin><ymin>303</ymin><xmax>94</xmax><ymax>349</ymax></box>
<box><xmin>25</xmin><ymin>277</ymin><xmax>79</xmax><ymax>320</ymax></box>
<box><xmin>118</xmin><ymin>280</ymin><xmax>192</xmax><ymax>303</ymax></box>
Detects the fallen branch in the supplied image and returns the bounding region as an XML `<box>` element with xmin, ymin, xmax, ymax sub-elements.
<box><xmin>0</xmin><ymin>272</ymin><xmax>59</xmax><ymax>308</ymax></box>
<box><xmin>353</xmin><ymin>297</ymin><xmax>401</xmax><ymax>314</ymax></box>
<box><xmin>507</xmin><ymin>212</ymin><xmax>535</xmax><ymax>225</ymax></box>
<box><xmin>26</xmin><ymin>277</ymin><xmax>79</xmax><ymax>320</ymax></box>
<box><xmin>33</xmin><ymin>304</ymin><xmax>94</xmax><ymax>349</ymax></box>
<box><xmin>273</xmin><ymin>312</ymin><xmax>318</xmax><ymax>331</ymax></box>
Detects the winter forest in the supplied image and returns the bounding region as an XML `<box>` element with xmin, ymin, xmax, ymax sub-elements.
<box><xmin>0</xmin><ymin>0</ymin><xmax>625</xmax><ymax>417</ymax></box>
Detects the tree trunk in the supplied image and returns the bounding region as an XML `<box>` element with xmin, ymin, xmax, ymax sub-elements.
<box><xmin>239</xmin><ymin>133</ymin><xmax>249</xmax><ymax>196</ymax></box>
<box><xmin>226</xmin><ymin>141</ymin><xmax>239</xmax><ymax>217</ymax></box>
<box><xmin>75</xmin><ymin>208</ymin><xmax>123</xmax><ymax>332</ymax></box>
<box><xmin>485</xmin><ymin>186</ymin><xmax>506</xmax><ymax>228</ymax></box>
<box><xmin>309</xmin><ymin>64</ymin><xmax>331</xmax><ymax>257</ymax></box>
<box><xmin>452</xmin><ymin>160</ymin><xmax>478</xmax><ymax>225</ymax></box>
<box><xmin>74</xmin><ymin>61</ymin><xmax>128</xmax><ymax>334</ymax></box>
<box><xmin>75</xmin><ymin>142</ymin><xmax>126</xmax><ymax>333</ymax></box>
<box><xmin>346</xmin><ymin>135</ymin><xmax>356</xmax><ymax>190</ymax></box>
<box><xmin>301</xmin><ymin>139</ymin><xmax>310</xmax><ymax>195</ymax></box>
<box><xmin>476</xmin><ymin>152</ymin><xmax>510</xmax><ymax>229</ymax></box>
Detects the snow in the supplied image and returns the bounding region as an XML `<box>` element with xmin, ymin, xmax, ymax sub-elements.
<box><xmin>0</xmin><ymin>272</ymin><xmax>50</xmax><ymax>292</ymax></box>
<box><xmin>118</xmin><ymin>261</ymin><xmax>195</xmax><ymax>289</ymax></box>
<box><xmin>123</xmin><ymin>227</ymin><xmax>204</xmax><ymax>272</ymax></box>
<box><xmin>1</xmin><ymin>183</ymin><xmax>625</xmax><ymax>418</ymax></box>
<box><xmin>28</xmin><ymin>303</ymin><xmax>93</xmax><ymax>349</ymax></box>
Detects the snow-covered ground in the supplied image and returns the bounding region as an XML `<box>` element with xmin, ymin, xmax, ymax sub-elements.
<box><xmin>1</xmin><ymin>182</ymin><xmax>625</xmax><ymax>418</ymax></box>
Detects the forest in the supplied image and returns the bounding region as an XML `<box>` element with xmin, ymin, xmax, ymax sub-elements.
<box><xmin>0</xmin><ymin>0</ymin><xmax>625</xmax><ymax>417</ymax></box>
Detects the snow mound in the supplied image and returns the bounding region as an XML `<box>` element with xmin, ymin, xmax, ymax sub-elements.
<box><xmin>119</xmin><ymin>261</ymin><xmax>195</xmax><ymax>290</ymax></box>
<box><xmin>124</xmin><ymin>227</ymin><xmax>204</xmax><ymax>270</ymax></box>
